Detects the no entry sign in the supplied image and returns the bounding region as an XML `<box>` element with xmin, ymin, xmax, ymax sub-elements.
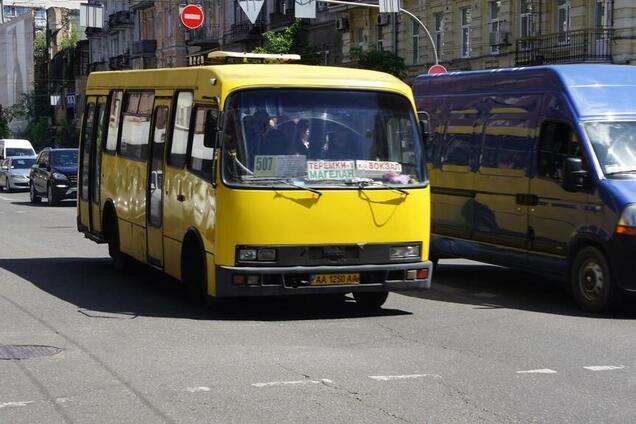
<box><xmin>428</xmin><ymin>64</ymin><xmax>448</xmax><ymax>75</ymax></box>
<box><xmin>181</xmin><ymin>5</ymin><xmax>205</xmax><ymax>30</ymax></box>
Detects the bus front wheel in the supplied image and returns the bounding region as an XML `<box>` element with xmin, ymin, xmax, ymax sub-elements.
<box><xmin>353</xmin><ymin>291</ymin><xmax>388</xmax><ymax>310</ymax></box>
<box><xmin>182</xmin><ymin>238</ymin><xmax>207</xmax><ymax>304</ymax></box>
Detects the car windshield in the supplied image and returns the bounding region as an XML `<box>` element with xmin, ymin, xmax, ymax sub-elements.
<box><xmin>11</xmin><ymin>158</ymin><xmax>35</xmax><ymax>169</ymax></box>
<box><xmin>51</xmin><ymin>150</ymin><xmax>78</xmax><ymax>168</ymax></box>
<box><xmin>584</xmin><ymin>121</ymin><xmax>636</xmax><ymax>176</ymax></box>
<box><xmin>222</xmin><ymin>89</ymin><xmax>426</xmax><ymax>188</ymax></box>
<box><xmin>6</xmin><ymin>148</ymin><xmax>33</xmax><ymax>157</ymax></box>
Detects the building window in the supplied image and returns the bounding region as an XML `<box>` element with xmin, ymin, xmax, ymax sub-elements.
<box><xmin>519</xmin><ymin>0</ymin><xmax>534</xmax><ymax>38</ymax></box>
<box><xmin>434</xmin><ymin>13</ymin><xmax>444</xmax><ymax>58</ymax></box>
<box><xmin>557</xmin><ymin>0</ymin><xmax>570</xmax><ymax>44</ymax></box>
<box><xmin>376</xmin><ymin>24</ymin><xmax>384</xmax><ymax>52</ymax></box>
<box><xmin>460</xmin><ymin>8</ymin><xmax>471</xmax><ymax>58</ymax></box>
<box><xmin>356</xmin><ymin>28</ymin><xmax>364</xmax><ymax>49</ymax></box>
<box><xmin>595</xmin><ymin>0</ymin><xmax>611</xmax><ymax>29</ymax></box>
<box><xmin>489</xmin><ymin>1</ymin><xmax>501</xmax><ymax>54</ymax></box>
<box><xmin>412</xmin><ymin>20</ymin><xmax>420</xmax><ymax>64</ymax></box>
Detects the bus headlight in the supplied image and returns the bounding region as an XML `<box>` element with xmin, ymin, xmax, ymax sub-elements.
<box><xmin>238</xmin><ymin>248</ymin><xmax>277</xmax><ymax>262</ymax></box>
<box><xmin>390</xmin><ymin>244</ymin><xmax>421</xmax><ymax>260</ymax></box>
<box><xmin>616</xmin><ymin>204</ymin><xmax>636</xmax><ymax>236</ymax></box>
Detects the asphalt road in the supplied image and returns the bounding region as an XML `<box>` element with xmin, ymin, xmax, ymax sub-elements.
<box><xmin>1</xmin><ymin>190</ymin><xmax>635</xmax><ymax>424</ymax></box>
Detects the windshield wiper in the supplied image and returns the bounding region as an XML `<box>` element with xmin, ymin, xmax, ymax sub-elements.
<box><xmin>242</xmin><ymin>176</ymin><xmax>322</xmax><ymax>197</ymax></box>
<box><xmin>605</xmin><ymin>169</ymin><xmax>636</xmax><ymax>176</ymax></box>
<box><xmin>345</xmin><ymin>177</ymin><xmax>410</xmax><ymax>196</ymax></box>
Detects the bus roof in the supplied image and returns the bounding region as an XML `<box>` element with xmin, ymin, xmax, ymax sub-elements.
<box><xmin>413</xmin><ymin>64</ymin><xmax>636</xmax><ymax>120</ymax></box>
<box><xmin>87</xmin><ymin>64</ymin><xmax>412</xmax><ymax>100</ymax></box>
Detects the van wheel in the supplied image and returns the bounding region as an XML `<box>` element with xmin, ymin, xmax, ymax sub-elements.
<box><xmin>571</xmin><ymin>247</ymin><xmax>619</xmax><ymax>313</ymax></box>
<box><xmin>182</xmin><ymin>240</ymin><xmax>207</xmax><ymax>304</ymax></box>
<box><xmin>29</xmin><ymin>183</ymin><xmax>41</xmax><ymax>203</ymax></box>
<box><xmin>107</xmin><ymin>216</ymin><xmax>129</xmax><ymax>272</ymax></box>
<box><xmin>353</xmin><ymin>291</ymin><xmax>389</xmax><ymax>310</ymax></box>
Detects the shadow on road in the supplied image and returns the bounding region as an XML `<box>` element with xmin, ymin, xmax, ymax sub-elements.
<box><xmin>401</xmin><ymin>261</ymin><xmax>636</xmax><ymax>319</ymax></box>
<box><xmin>0</xmin><ymin>257</ymin><xmax>410</xmax><ymax>321</ymax></box>
<box><xmin>11</xmin><ymin>200</ymin><xmax>77</xmax><ymax>208</ymax></box>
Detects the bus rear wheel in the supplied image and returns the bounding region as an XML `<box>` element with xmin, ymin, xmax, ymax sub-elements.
<box><xmin>353</xmin><ymin>291</ymin><xmax>389</xmax><ymax>310</ymax></box>
<box><xmin>106</xmin><ymin>215</ymin><xmax>129</xmax><ymax>272</ymax></box>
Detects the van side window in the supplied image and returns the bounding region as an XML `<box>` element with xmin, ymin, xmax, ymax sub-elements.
<box><xmin>120</xmin><ymin>91</ymin><xmax>154</xmax><ymax>161</ymax></box>
<box><xmin>188</xmin><ymin>105</ymin><xmax>217</xmax><ymax>180</ymax></box>
<box><xmin>105</xmin><ymin>90</ymin><xmax>123</xmax><ymax>153</ymax></box>
<box><xmin>168</xmin><ymin>91</ymin><xmax>194</xmax><ymax>168</ymax></box>
<box><xmin>538</xmin><ymin>121</ymin><xmax>583</xmax><ymax>181</ymax></box>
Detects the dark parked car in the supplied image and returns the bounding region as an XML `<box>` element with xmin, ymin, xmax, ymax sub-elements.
<box><xmin>0</xmin><ymin>156</ymin><xmax>37</xmax><ymax>191</ymax></box>
<box><xmin>29</xmin><ymin>148</ymin><xmax>78</xmax><ymax>205</ymax></box>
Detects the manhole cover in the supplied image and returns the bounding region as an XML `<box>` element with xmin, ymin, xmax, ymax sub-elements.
<box><xmin>0</xmin><ymin>345</ymin><xmax>63</xmax><ymax>360</ymax></box>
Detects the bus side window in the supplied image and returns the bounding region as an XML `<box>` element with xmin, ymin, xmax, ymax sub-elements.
<box><xmin>188</xmin><ymin>105</ymin><xmax>217</xmax><ymax>181</ymax></box>
<box><xmin>120</xmin><ymin>91</ymin><xmax>154</xmax><ymax>161</ymax></box>
<box><xmin>168</xmin><ymin>91</ymin><xmax>194</xmax><ymax>168</ymax></box>
<box><xmin>105</xmin><ymin>90</ymin><xmax>123</xmax><ymax>153</ymax></box>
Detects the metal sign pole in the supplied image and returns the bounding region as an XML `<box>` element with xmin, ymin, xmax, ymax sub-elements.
<box><xmin>314</xmin><ymin>0</ymin><xmax>439</xmax><ymax>65</ymax></box>
<box><xmin>0</xmin><ymin>0</ymin><xmax>5</xmax><ymax>24</ymax></box>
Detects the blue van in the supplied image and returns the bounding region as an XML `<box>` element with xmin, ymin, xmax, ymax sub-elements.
<box><xmin>413</xmin><ymin>65</ymin><xmax>636</xmax><ymax>312</ymax></box>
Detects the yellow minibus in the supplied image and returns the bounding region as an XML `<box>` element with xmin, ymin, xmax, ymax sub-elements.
<box><xmin>77</xmin><ymin>53</ymin><xmax>432</xmax><ymax>309</ymax></box>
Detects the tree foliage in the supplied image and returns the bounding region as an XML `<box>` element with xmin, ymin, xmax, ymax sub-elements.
<box><xmin>0</xmin><ymin>106</ymin><xmax>10</xmax><ymax>139</ymax></box>
<box><xmin>349</xmin><ymin>48</ymin><xmax>407</xmax><ymax>80</ymax></box>
<box><xmin>253</xmin><ymin>19</ymin><xmax>321</xmax><ymax>64</ymax></box>
<box><xmin>59</xmin><ymin>22</ymin><xmax>82</xmax><ymax>51</ymax></box>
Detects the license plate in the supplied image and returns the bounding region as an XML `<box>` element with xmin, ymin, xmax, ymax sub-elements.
<box><xmin>310</xmin><ymin>273</ymin><xmax>360</xmax><ymax>286</ymax></box>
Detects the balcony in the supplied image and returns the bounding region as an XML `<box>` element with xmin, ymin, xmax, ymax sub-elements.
<box><xmin>109</xmin><ymin>54</ymin><xmax>131</xmax><ymax>70</ymax></box>
<box><xmin>132</xmin><ymin>39</ymin><xmax>157</xmax><ymax>57</ymax></box>
<box><xmin>515</xmin><ymin>28</ymin><xmax>613</xmax><ymax>66</ymax></box>
<box><xmin>108</xmin><ymin>10</ymin><xmax>132</xmax><ymax>29</ymax></box>
<box><xmin>186</xmin><ymin>25</ymin><xmax>221</xmax><ymax>48</ymax></box>
<box><xmin>227</xmin><ymin>21</ymin><xmax>265</xmax><ymax>43</ymax></box>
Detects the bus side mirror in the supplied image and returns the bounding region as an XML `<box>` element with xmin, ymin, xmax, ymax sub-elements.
<box><xmin>203</xmin><ymin>109</ymin><xmax>220</xmax><ymax>148</ymax></box>
<box><xmin>418</xmin><ymin>112</ymin><xmax>431</xmax><ymax>145</ymax></box>
<box><xmin>562</xmin><ymin>157</ymin><xmax>589</xmax><ymax>192</ymax></box>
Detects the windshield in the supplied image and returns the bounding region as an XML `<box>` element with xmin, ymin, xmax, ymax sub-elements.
<box><xmin>51</xmin><ymin>150</ymin><xmax>78</xmax><ymax>168</ymax></box>
<box><xmin>6</xmin><ymin>148</ymin><xmax>34</xmax><ymax>157</ymax></box>
<box><xmin>584</xmin><ymin>121</ymin><xmax>636</xmax><ymax>176</ymax></box>
<box><xmin>11</xmin><ymin>158</ymin><xmax>35</xmax><ymax>169</ymax></box>
<box><xmin>222</xmin><ymin>89</ymin><xmax>426</xmax><ymax>188</ymax></box>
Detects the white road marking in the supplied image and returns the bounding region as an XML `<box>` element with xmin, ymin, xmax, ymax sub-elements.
<box><xmin>184</xmin><ymin>386</ymin><xmax>211</xmax><ymax>392</ymax></box>
<box><xmin>252</xmin><ymin>379</ymin><xmax>333</xmax><ymax>388</ymax></box>
<box><xmin>15</xmin><ymin>210</ymin><xmax>26</xmax><ymax>214</ymax></box>
<box><xmin>516</xmin><ymin>369</ymin><xmax>558</xmax><ymax>374</ymax></box>
<box><xmin>0</xmin><ymin>196</ymin><xmax>11</xmax><ymax>201</ymax></box>
<box><xmin>55</xmin><ymin>398</ymin><xmax>70</xmax><ymax>403</ymax></box>
<box><xmin>369</xmin><ymin>374</ymin><xmax>441</xmax><ymax>381</ymax></box>
<box><xmin>583</xmin><ymin>365</ymin><xmax>626</xmax><ymax>372</ymax></box>
<box><xmin>0</xmin><ymin>401</ymin><xmax>35</xmax><ymax>409</ymax></box>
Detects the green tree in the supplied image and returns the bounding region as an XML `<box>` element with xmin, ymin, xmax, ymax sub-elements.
<box><xmin>0</xmin><ymin>106</ymin><xmax>11</xmax><ymax>138</ymax></box>
<box><xmin>349</xmin><ymin>48</ymin><xmax>407</xmax><ymax>80</ymax></box>
<box><xmin>253</xmin><ymin>19</ymin><xmax>321</xmax><ymax>64</ymax></box>
<box><xmin>59</xmin><ymin>21</ymin><xmax>82</xmax><ymax>50</ymax></box>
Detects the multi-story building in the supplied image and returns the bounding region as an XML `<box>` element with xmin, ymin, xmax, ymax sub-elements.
<box><xmin>337</xmin><ymin>0</ymin><xmax>636</xmax><ymax>78</ymax></box>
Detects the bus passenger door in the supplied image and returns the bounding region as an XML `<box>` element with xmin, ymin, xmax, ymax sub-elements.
<box><xmin>79</xmin><ymin>97</ymin><xmax>97</xmax><ymax>233</ymax></box>
<box><xmin>90</xmin><ymin>97</ymin><xmax>108</xmax><ymax>235</ymax></box>
<box><xmin>147</xmin><ymin>103</ymin><xmax>170</xmax><ymax>267</ymax></box>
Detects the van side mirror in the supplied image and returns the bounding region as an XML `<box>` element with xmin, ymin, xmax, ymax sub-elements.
<box><xmin>562</xmin><ymin>157</ymin><xmax>589</xmax><ymax>192</ymax></box>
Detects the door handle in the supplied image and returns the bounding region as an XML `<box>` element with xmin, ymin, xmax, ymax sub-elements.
<box><xmin>177</xmin><ymin>194</ymin><xmax>185</xmax><ymax>202</ymax></box>
<box><xmin>516</xmin><ymin>194</ymin><xmax>539</xmax><ymax>206</ymax></box>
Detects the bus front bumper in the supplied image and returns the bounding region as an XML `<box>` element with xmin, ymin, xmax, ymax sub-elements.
<box><xmin>214</xmin><ymin>261</ymin><xmax>433</xmax><ymax>297</ymax></box>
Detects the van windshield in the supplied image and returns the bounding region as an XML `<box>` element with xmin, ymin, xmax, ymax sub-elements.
<box><xmin>584</xmin><ymin>121</ymin><xmax>636</xmax><ymax>176</ymax></box>
<box><xmin>222</xmin><ymin>89</ymin><xmax>426</xmax><ymax>188</ymax></box>
<box><xmin>6</xmin><ymin>148</ymin><xmax>34</xmax><ymax>157</ymax></box>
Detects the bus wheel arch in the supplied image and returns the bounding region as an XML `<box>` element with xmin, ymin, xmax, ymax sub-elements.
<box><xmin>102</xmin><ymin>201</ymin><xmax>129</xmax><ymax>272</ymax></box>
<box><xmin>568</xmin><ymin>237</ymin><xmax>619</xmax><ymax>313</ymax></box>
<box><xmin>181</xmin><ymin>228</ymin><xmax>208</xmax><ymax>303</ymax></box>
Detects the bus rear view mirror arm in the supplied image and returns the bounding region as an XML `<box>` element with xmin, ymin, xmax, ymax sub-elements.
<box><xmin>418</xmin><ymin>111</ymin><xmax>431</xmax><ymax>146</ymax></box>
<box><xmin>562</xmin><ymin>157</ymin><xmax>589</xmax><ymax>192</ymax></box>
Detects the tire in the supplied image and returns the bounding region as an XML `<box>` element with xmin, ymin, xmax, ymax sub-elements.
<box><xmin>182</xmin><ymin>242</ymin><xmax>207</xmax><ymax>304</ymax></box>
<box><xmin>29</xmin><ymin>182</ymin><xmax>41</xmax><ymax>203</ymax></box>
<box><xmin>5</xmin><ymin>178</ymin><xmax>11</xmax><ymax>193</ymax></box>
<box><xmin>570</xmin><ymin>246</ymin><xmax>619</xmax><ymax>313</ymax></box>
<box><xmin>353</xmin><ymin>291</ymin><xmax>389</xmax><ymax>310</ymax></box>
<box><xmin>107</xmin><ymin>216</ymin><xmax>130</xmax><ymax>272</ymax></box>
<box><xmin>47</xmin><ymin>183</ymin><xmax>59</xmax><ymax>206</ymax></box>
